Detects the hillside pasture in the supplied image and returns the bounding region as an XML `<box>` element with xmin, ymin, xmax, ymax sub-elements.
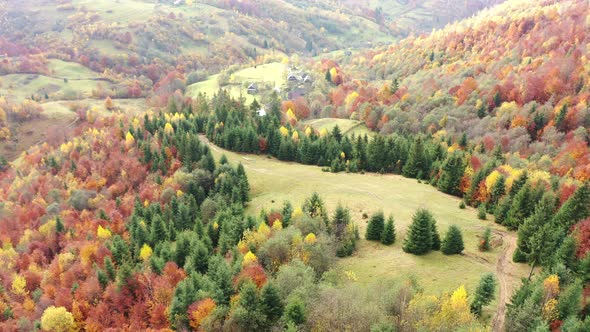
<box><xmin>202</xmin><ymin>138</ymin><xmax>529</xmax><ymax>309</ymax></box>
<box><xmin>301</xmin><ymin>118</ymin><xmax>374</xmax><ymax>137</ymax></box>
<box><xmin>187</xmin><ymin>62</ymin><xmax>286</xmax><ymax>104</ymax></box>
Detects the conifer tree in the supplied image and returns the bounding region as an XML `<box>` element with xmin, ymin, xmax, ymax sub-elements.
<box><xmin>437</xmin><ymin>152</ymin><xmax>464</xmax><ymax>196</ymax></box>
<box><xmin>281</xmin><ymin>201</ymin><xmax>293</xmax><ymax>227</ymax></box>
<box><xmin>441</xmin><ymin>225</ymin><xmax>464</xmax><ymax>255</ymax></box>
<box><xmin>552</xmin><ymin>182</ymin><xmax>590</xmax><ymax>236</ymax></box>
<box><xmin>470</xmin><ymin>273</ymin><xmax>496</xmax><ymax>316</ymax></box>
<box><xmin>402</xmin><ymin>137</ymin><xmax>427</xmax><ymax>179</ymax></box>
<box><xmin>261</xmin><ymin>282</ymin><xmax>284</xmax><ymax>322</ymax></box>
<box><xmin>150</xmin><ymin>215</ymin><xmax>168</xmax><ymax>245</ymax></box>
<box><xmin>284</xmin><ymin>297</ymin><xmax>306</xmax><ymax>325</ymax></box>
<box><xmin>403</xmin><ymin>209</ymin><xmax>434</xmax><ymax>255</ymax></box>
<box><xmin>55</xmin><ymin>216</ymin><xmax>65</xmax><ymax>234</ymax></box>
<box><xmin>365</xmin><ymin>211</ymin><xmax>385</xmax><ymax>241</ymax></box>
<box><xmin>381</xmin><ymin>216</ymin><xmax>396</xmax><ymax>245</ymax></box>
<box><xmin>505</xmin><ymin>183</ymin><xmax>534</xmax><ymax>230</ymax></box>
<box><xmin>489</xmin><ymin>175</ymin><xmax>506</xmax><ymax>207</ymax></box>
<box><xmin>494</xmin><ymin>196</ymin><xmax>512</xmax><ymax>224</ymax></box>
<box><xmin>232</xmin><ymin>281</ymin><xmax>267</xmax><ymax>331</ymax></box>
<box><xmin>514</xmin><ymin>193</ymin><xmax>557</xmax><ymax>276</ymax></box>
<box><xmin>104</xmin><ymin>256</ymin><xmax>116</xmax><ymax>281</ymax></box>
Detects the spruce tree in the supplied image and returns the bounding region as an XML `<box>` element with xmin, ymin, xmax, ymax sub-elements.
<box><xmin>104</xmin><ymin>256</ymin><xmax>116</xmax><ymax>281</ymax></box>
<box><xmin>55</xmin><ymin>216</ymin><xmax>65</xmax><ymax>234</ymax></box>
<box><xmin>557</xmin><ymin>281</ymin><xmax>583</xmax><ymax>320</ymax></box>
<box><xmin>441</xmin><ymin>225</ymin><xmax>464</xmax><ymax>255</ymax></box>
<box><xmin>381</xmin><ymin>216</ymin><xmax>396</xmax><ymax>245</ymax></box>
<box><xmin>402</xmin><ymin>137</ymin><xmax>427</xmax><ymax>179</ymax></box>
<box><xmin>232</xmin><ymin>281</ymin><xmax>267</xmax><ymax>331</ymax></box>
<box><xmin>403</xmin><ymin>209</ymin><xmax>434</xmax><ymax>255</ymax></box>
<box><xmin>281</xmin><ymin>201</ymin><xmax>293</xmax><ymax>227</ymax></box>
<box><xmin>150</xmin><ymin>215</ymin><xmax>168</xmax><ymax>245</ymax></box>
<box><xmin>552</xmin><ymin>182</ymin><xmax>590</xmax><ymax>236</ymax></box>
<box><xmin>489</xmin><ymin>175</ymin><xmax>506</xmax><ymax>207</ymax></box>
<box><xmin>470</xmin><ymin>273</ymin><xmax>496</xmax><ymax>316</ymax></box>
<box><xmin>515</xmin><ymin>193</ymin><xmax>557</xmax><ymax>276</ymax></box>
<box><xmin>494</xmin><ymin>196</ymin><xmax>512</xmax><ymax>224</ymax></box>
<box><xmin>505</xmin><ymin>183</ymin><xmax>534</xmax><ymax>230</ymax></box>
<box><xmin>261</xmin><ymin>282</ymin><xmax>284</xmax><ymax>322</ymax></box>
<box><xmin>365</xmin><ymin>211</ymin><xmax>385</xmax><ymax>241</ymax></box>
<box><xmin>437</xmin><ymin>152</ymin><xmax>464</xmax><ymax>196</ymax></box>
<box><xmin>284</xmin><ymin>297</ymin><xmax>306</xmax><ymax>325</ymax></box>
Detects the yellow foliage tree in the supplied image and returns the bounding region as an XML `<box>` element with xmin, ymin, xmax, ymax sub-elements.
<box><xmin>279</xmin><ymin>126</ymin><xmax>289</xmax><ymax>137</ymax></box>
<box><xmin>105</xmin><ymin>96</ymin><xmax>114</xmax><ymax>110</ymax></box>
<box><xmin>272</xmin><ymin>220</ymin><xmax>283</xmax><ymax>231</ymax></box>
<box><xmin>242</xmin><ymin>251</ymin><xmax>258</xmax><ymax>267</ymax></box>
<box><xmin>304</xmin><ymin>233</ymin><xmax>317</xmax><ymax>245</ymax></box>
<box><xmin>41</xmin><ymin>306</ymin><xmax>75</xmax><ymax>332</ymax></box>
<box><xmin>319</xmin><ymin>128</ymin><xmax>328</xmax><ymax>137</ymax></box>
<box><xmin>39</xmin><ymin>219</ymin><xmax>57</xmax><ymax>237</ymax></box>
<box><xmin>140</xmin><ymin>244</ymin><xmax>153</xmax><ymax>262</ymax></box>
<box><xmin>292</xmin><ymin>131</ymin><xmax>299</xmax><ymax>141</ymax></box>
<box><xmin>305</xmin><ymin>127</ymin><xmax>312</xmax><ymax>136</ymax></box>
<box><xmin>543</xmin><ymin>274</ymin><xmax>560</xmax><ymax>299</ymax></box>
<box><xmin>345</xmin><ymin>91</ymin><xmax>359</xmax><ymax>108</ymax></box>
<box><xmin>11</xmin><ymin>274</ymin><xmax>27</xmax><ymax>296</ymax></box>
<box><xmin>286</xmin><ymin>108</ymin><xmax>297</xmax><ymax>123</ymax></box>
<box><xmin>329</xmin><ymin>67</ymin><xmax>338</xmax><ymax>81</ymax></box>
<box><xmin>164</xmin><ymin>122</ymin><xmax>174</xmax><ymax>135</ymax></box>
<box><xmin>485</xmin><ymin>170</ymin><xmax>502</xmax><ymax>194</ymax></box>
<box><xmin>97</xmin><ymin>225</ymin><xmax>112</xmax><ymax>239</ymax></box>
<box><xmin>543</xmin><ymin>298</ymin><xmax>559</xmax><ymax>322</ymax></box>
<box><xmin>125</xmin><ymin>132</ymin><xmax>135</xmax><ymax>149</ymax></box>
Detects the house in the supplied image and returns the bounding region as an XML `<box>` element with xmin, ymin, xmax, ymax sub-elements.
<box><xmin>287</xmin><ymin>73</ymin><xmax>299</xmax><ymax>82</ymax></box>
<box><xmin>247</xmin><ymin>83</ymin><xmax>258</xmax><ymax>94</ymax></box>
<box><xmin>302</xmin><ymin>74</ymin><xmax>313</xmax><ymax>84</ymax></box>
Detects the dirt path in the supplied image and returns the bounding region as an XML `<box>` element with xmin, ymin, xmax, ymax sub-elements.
<box><xmin>491</xmin><ymin>230</ymin><xmax>517</xmax><ymax>332</ymax></box>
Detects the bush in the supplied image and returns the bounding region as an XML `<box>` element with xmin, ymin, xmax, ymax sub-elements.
<box><xmin>459</xmin><ymin>201</ymin><xmax>466</xmax><ymax>209</ymax></box>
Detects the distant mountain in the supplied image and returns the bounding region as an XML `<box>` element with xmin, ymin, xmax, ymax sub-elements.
<box><xmin>0</xmin><ymin>0</ymin><xmax>503</xmax><ymax>80</ymax></box>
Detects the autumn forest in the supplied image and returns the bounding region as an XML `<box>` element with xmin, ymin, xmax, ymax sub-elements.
<box><xmin>1</xmin><ymin>0</ymin><xmax>590</xmax><ymax>331</ymax></box>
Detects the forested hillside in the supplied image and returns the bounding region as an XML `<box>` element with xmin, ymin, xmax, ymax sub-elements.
<box><xmin>1</xmin><ymin>0</ymin><xmax>590</xmax><ymax>331</ymax></box>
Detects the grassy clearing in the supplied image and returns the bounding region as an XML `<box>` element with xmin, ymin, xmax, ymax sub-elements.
<box><xmin>203</xmin><ymin>139</ymin><xmax>529</xmax><ymax>320</ymax></box>
<box><xmin>41</xmin><ymin>98</ymin><xmax>148</xmax><ymax>117</ymax></box>
<box><xmin>186</xmin><ymin>63</ymin><xmax>286</xmax><ymax>105</ymax></box>
<box><xmin>47</xmin><ymin>59</ymin><xmax>100</xmax><ymax>79</ymax></box>
<box><xmin>0</xmin><ymin>74</ymin><xmax>100</xmax><ymax>100</ymax></box>
<box><xmin>301</xmin><ymin>118</ymin><xmax>374</xmax><ymax>137</ymax></box>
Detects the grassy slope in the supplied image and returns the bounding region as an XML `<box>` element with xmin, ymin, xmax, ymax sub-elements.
<box><xmin>186</xmin><ymin>62</ymin><xmax>286</xmax><ymax>104</ymax></box>
<box><xmin>301</xmin><ymin>118</ymin><xmax>374</xmax><ymax>137</ymax></box>
<box><xmin>0</xmin><ymin>60</ymin><xmax>106</xmax><ymax>100</ymax></box>
<box><xmin>203</xmin><ymin>137</ymin><xmax>529</xmax><ymax>320</ymax></box>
